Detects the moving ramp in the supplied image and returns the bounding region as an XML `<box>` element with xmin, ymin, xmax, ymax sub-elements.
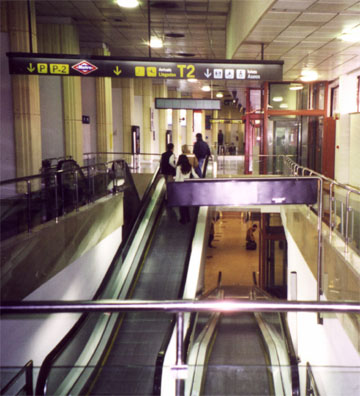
<box><xmin>35</xmin><ymin>171</ymin><xmax>203</xmax><ymax>395</ymax></box>
<box><xmin>185</xmin><ymin>287</ymin><xmax>299</xmax><ymax>396</ymax></box>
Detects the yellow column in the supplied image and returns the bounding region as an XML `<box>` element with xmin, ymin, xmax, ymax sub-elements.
<box><xmin>122</xmin><ymin>78</ymin><xmax>135</xmax><ymax>153</ymax></box>
<box><xmin>60</xmin><ymin>25</ymin><xmax>83</xmax><ymax>165</ymax></box>
<box><xmin>94</xmin><ymin>47</ymin><xmax>113</xmax><ymax>162</ymax></box>
<box><xmin>186</xmin><ymin>109</ymin><xmax>193</xmax><ymax>150</ymax></box>
<box><xmin>212</xmin><ymin>110</ymin><xmax>219</xmax><ymax>148</ymax></box>
<box><xmin>7</xmin><ymin>1</ymin><xmax>42</xmax><ymax>185</ymax></box>
<box><xmin>155</xmin><ymin>81</ymin><xmax>168</xmax><ymax>153</ymax></box>
<box><xmin>142</xmin><ymin>79</ymin><xmax>153</xmax><ymax>155</ymax></box>
<box><xmin>169</xmin><ymin>89</ymin><xmax>181</xmax><ymax>154</ymax></box>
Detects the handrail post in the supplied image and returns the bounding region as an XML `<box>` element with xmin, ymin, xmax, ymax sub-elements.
<box><xmin>329</xmin><ymin>182</ymin><xmax>334</xmax><ymax>240</ymax></box>
<box><xmin>25</xmin><ymin>360</ymin><xmax>33</xmax><ymax>396</ymax></box>
<box><xmin>54</xmin><ymin>173</ymin><xmax>59</xmax><ymax>223</ymax></box>
<box><xmin>175</xmin><ymin>312</ymin><xmax>186</xmax><ymax>396</ymax></box>
<box><xmin>74</xmin><ymin>170</ymin><xmax>79</xmax><ymax>212</ymax></box>
<box><xmin>345</xmin><ymin>191</ymin><xmax>351</xmax><ymax>254</ymax></box>
<box><xmin>26</xmin><ymin>180</ymin><xmax>32</xmax><ymax>233</ymax></box>
<box><xmin>317</xmin><ymin>177</ymin><xmax>324</xmax><ymax>324</ymax></box>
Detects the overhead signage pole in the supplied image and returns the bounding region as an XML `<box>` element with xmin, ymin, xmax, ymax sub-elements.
<box><xmin>7</xmin><ymin>53</ymin><xmax>283</xmax><ymax>81</ymax></box>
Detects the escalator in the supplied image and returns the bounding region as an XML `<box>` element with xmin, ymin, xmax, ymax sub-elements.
<box><xmin>186</xmin><ymin>286</ymin><xmax>299</xmax><ymax>396</ymax></box>
<box><xmin>35</xmin><ymin>164</ymin><xmax>205</xmax><ymax>395</ymax></box>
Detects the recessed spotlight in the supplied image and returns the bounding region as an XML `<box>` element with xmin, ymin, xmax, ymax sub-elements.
<box><xmin>300</xmin><ymin>70</ymin><xmax>318</xmax><ymax>82</ymax></box>
<box><xmin>150</xmin><ymin>37</ymin><xmax>163</xmax><ymax>48</ymax></box>
<box><xmin>216</xmin><ymin>92</ymin><xmax>223</xmax><ymax>98</ymax></box>
<box><xmin>339</xmin><ymin>27</ymin><xmax>360</xmax><ymax>42</ymax></box>
<box><xmin>280</xmin><ymin>103</ymin><xmax>288</xmax><ymax>109</ymax></box>
<box><xmin>188</xmin><ymin>78</ymin><xmax>198</xmax><ymax>83</ymax></box>
<box><xmin>202</xmin><ymin>85</ymin><xmax>211</xmax><ymax>92</ymax></box>
<box><xmin>116</xmin><ymin>0</ymin><xmax>139</xmax><ymax>8</ymax></box>
<box><xmin>272</xmin><ymin>96</ymin><xmax>283</xmax><ymax>102</ymax></box>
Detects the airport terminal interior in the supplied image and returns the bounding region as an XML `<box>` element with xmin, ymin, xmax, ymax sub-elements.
<box><xmin>0</xmin><ymin>1</ymin><xmax>360</xmax><ymax>395</ymax></box>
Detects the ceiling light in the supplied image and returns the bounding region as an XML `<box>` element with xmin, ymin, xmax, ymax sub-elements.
<box><xmin>300</xmin><ymin>70</ymin><xmax>318</xmax><ymax>82</ymax></box>
<box><xmin>272</xmin><ymin>96</ymin><xmax>283</xmax><ymax>102</ymax></box>
<box><xmin>202</xmin><ymin>85</ymin><xmax>211</xmax><ymax>92</ymax></box>
<box><xmin>116</xmin><ymin>0</ymin><xmax>139</xmax><ymax>8</ymax></box>
<box><xmin>216</xmin><ymin>92</ymin><xmax>223</xmax><ymax>98</ymax></box>
<box><xmin>339</xmin><ymin>27</ymin><xmax>360</xmax><ymax>42</ymax></box>
<box><xmin>280</xmin><ymin>103</ymin><xmax>288</xmax><ymax>109</ymax></box>
<box><xmin>150</xmin><ymin>37</ymin><xmax>163</xmax><ymax>48</ymax></box>
<box><xmin>289</xmin><ymin>84</ymin><xmax>304</xmax><ymax>91</ymax></box>
<box><xmin>188</xmin><ymin>78</ymin><xmax>198</xmax><ymax>83</ymax></box>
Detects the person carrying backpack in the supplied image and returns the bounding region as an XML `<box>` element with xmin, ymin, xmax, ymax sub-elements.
<box><xmin>193</xmin><ymin>133</ymin><xmax>211</xmax><ymax>177</ymax></box>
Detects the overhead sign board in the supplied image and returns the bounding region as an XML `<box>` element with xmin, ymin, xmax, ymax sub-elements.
<box><xmin>155</xmin><ymin>98</ymin><xmax>221</xmax><ymax>110</ymax></box>
<box><xmin>7</xmin><ymin>53</ymin><xmax>283</xmax><ymax>81</ymax></box>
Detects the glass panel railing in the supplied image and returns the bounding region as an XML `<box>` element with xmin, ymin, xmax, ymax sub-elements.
<box><xmin>0</xmin><ymin>158</ymin><xmax>138</xmax><ymax>241</ymax></box>
<box><xmin>35</xmin><ymin>176</ymin><xmax>165</xmax><ymax>395</ymax></box>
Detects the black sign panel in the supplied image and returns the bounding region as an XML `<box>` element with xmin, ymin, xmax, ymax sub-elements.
<box><xmin>155</xmin><ymin>98</ymin><xmax>221</xmax><ymax>110</ymax></box>
<box><xmin>167</xmin><ymin>178</ymin><xmax>318</xmax><ymax>207</ymax></box>
<box><xmin>7</xmin><ymin>53</ymin><xmax>283</xmax><ymax>81</ymax></box>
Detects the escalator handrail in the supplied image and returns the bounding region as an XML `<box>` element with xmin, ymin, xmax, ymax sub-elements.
<box><xmin>252</xmin><ymin>286</ymin><xmax>300</xmax><ymax>396</ymax></box>
<box><xmin>35</xmin><ymin>165</ymin><xmax>161</xmax><ymax>395</ymax></box>
<box><xmin>153</xmin><ymin>160</ymin><xmax>210</xmax><ymax>395</ymax></box>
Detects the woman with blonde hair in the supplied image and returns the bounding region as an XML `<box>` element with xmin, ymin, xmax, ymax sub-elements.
<box><xmin>175</xmin><ymin>154</ymin><xmax>199</xmax><ymax>223</ymax></box>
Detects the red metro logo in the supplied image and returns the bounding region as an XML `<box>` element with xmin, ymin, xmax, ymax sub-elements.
<box><xmin>72</xmin><ymin>60</ymin><xmax>98</xmax><ymax>75</ymax></box>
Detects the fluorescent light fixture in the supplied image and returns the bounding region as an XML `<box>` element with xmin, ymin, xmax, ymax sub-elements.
<box><xmin>300</xmin><ymin>69</ymin><xmax>318</xmax><ymax>82</ymax></box>
<box><xmin>188</xmin><ymin>78</ymin><xmax>198</xmax><ymax>83</ymax></box>
<box><xmin>201</xmin><ymin>85</ymin><xmax>211</xmax><ymax>92</ymax></box>
<box><xmin>272</xmin><ymin>96</ymin><xmax>283</xmax><ymax>102</ymax></box>
<box><xmin>150</xmin><ymin>37</ymin><xmax>163</xmax><ymax>48</ymax></box>
<box><xmin>116</xmin><ymin>0</ymin><xmax>139</xmax><ymax>8</ymax></box>
<box><xmin>216</xmin><ymin>92</ymin><xmax>223</xmax><ymax>98</ymax></box>
<box><xmin>289</xmin><ymin>83</ymin><xmax>304</xmax><ymax>91</ymax></box>
<box><xmin>280</xmin><ymin>103</ymin><xmax>288</xmax><ymax>109</ymax></box>
<box><xmin>339</xmin><ymin>27</ymin><xmax>360</xmax><ymax>42</ymax></box>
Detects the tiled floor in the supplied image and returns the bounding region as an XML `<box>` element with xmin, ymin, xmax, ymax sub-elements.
<box><xmin>204</xmin><ymin>211</ymin><xmax>260</xmax><ymax>294</ymax></box>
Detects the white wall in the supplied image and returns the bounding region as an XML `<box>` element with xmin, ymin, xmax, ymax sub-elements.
<box><xmin>284</xmin><ymin>213</ymin><xmax>360</xmax><ymax>396</ymax></box>
<box><xmin>40</xmin><ymin>76</ymin><xmax>64</xmax><ymax>160</ymax></box>
<box><xmin>0</xmin><ymin>226</ymin><xmax>122</xmax><ymax>371</ymax></box>
<box><xmin>0</xmin><ymin>32</ymin><xmax>15</xmax><ymax>182</ymax></box>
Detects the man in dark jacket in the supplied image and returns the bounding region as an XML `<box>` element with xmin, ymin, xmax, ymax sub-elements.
<box><xmin>193</xmin><ymin>133</ymin><xmax>211</xmax><ymax>177</ymax></box>
<box><xmin>160</xmin><ymin>143</ymin><xmax>176</xmax><ymax>182</ymax></box>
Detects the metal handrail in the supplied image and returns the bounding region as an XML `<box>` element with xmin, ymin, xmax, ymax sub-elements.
<box><xmin>0</xmin><ymin>360</ymin><xmax>33</xmax><ymax>396</ymax></box>
<box><xmin>283</xmin><ymin>156</ymin><xmax>360</xmax><ymax>254</ymax></box>
<box><xmin>2</xmin><ymin>299</ymin><xmax>360</xmax><ymax>314</ymax></box>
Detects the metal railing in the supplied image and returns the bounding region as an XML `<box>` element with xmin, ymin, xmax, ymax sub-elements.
<box><xmin>306</xmin><ymin>362</ymin><xmax>321</xmax><ymax>396</ymax></box>
<box><xmin>284</xmin><ymin>157</ymin><xmax>360</xmax><ymax>254</ymax></box>
<box><xmin>0</xmin><ymin>158</ymin><xmax>131</xmax><ymax>239</ymax></box>
<box><xmin>0</xmin><ymin>360</ymin><xmax>33</xmax><ymax>396</ymax></box>
<box><xmin>1</xmin><ymin>300</ymin><xmax>359</xmax><ymax>396</ymax></box>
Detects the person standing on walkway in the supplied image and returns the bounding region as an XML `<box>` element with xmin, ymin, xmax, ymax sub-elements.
<box><xmin>175</xmin><ymin>154</ymin><xmax>199</xmax><ymax>223</ymax></box>
<box><xmin>193</xmin><ymin>133</ymin><xmax>211</xmax><ymax>177</ymax></box>
<box><xmin>160</xmin><ymin>143</ymin><xmax>176</xmax><ymax>198</ymax></box>
<box><xmin>217</xmin><ymin>129</ymin><xmax>224</xmax><ymax>154</ymax></box>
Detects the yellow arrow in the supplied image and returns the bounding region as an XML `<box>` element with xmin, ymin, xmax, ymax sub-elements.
<box><xmin>113</xmin><ymin>66</ymin><xmax>122</xmax><ymax>76</ymax></box>
<box><xmin>27</xmin><ymin>63</ymin><xmax>35</xmax><ymax>73</ymax></box>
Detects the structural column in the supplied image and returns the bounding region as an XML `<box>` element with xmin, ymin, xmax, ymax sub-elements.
<box><xmin>186</xmin><ymin>109</ymin><xmax>193</xmax><ymax>150</ymax></box>
<box><xmin>142</xmin><ymin>79</ymin><xmax>153</xmax><ymax>154</ymax></box>
<box><xmin>60</xmin><ymin>25</ymin><xmax>83</xmax><ymax>165</ymax></box>
<box><xmin>212</xmin><ymin>110</ymin><xmax>219</xmax><ymax>148</ymax></box>
<box><xmin>121</xmin><ymin>78</ymin><xmax>135</xmax><ymax>153</ymax></box>
<box><xmin>7</xmin><ymin>0</ymin><xmax>41</xmax><ymax>184</ymax></box>
<box><xmin>169</xmin><ymin>90</ymin><xmax>181</xmax><ymax>154</ymax></box>
<box><xmin>94</xmin><ymin>46</ymin><xmax>113</xmax><ymax>163</ymax></box>
<box><xmin>225</xmin><ymin>108</ymin><xmax>232</xmax><ymax>144</ymax></box>
<box><xmin>155</xmin><ymin>81</ymin><xmax>168</xmax><ymax>153</ymax></box>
